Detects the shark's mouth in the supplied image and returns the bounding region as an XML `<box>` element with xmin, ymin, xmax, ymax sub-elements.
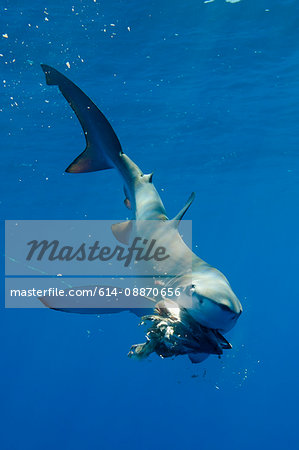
<box><xmin>128</xmin><ymin>300</ymin><xmax>232</xmax><ymax>363</ymax></box>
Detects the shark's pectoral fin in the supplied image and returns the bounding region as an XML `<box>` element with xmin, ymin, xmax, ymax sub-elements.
<box><xmin>111</xmin><ymin>220</ymin><xmax>133</xmax><ymax>245</ymax></box>
<box><xmin>172</xmin><ymin>192</ymin><xmax>195</xmax><ymax>225</ymax></box>
<box><xmin>41</xmin><ymin>64</ymin><xmax>122</xmax><ymax>173</ymax></box>
<box><xmin>39</xmin><ymin>285</ymin><xmax>154</xmax><ymax>317</ymax></box>
<box><xmin>188</xmin><ymin>353</ymin><xmax>209</xmax><ymax>364</ymax></box>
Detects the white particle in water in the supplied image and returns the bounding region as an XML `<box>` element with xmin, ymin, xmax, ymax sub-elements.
<box><xmin>2</xmin><ymin>33</ymin><xmax>8</xmax><ymax>38</ymax></box>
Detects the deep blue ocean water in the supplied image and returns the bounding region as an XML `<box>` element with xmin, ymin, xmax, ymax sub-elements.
<box><xmin>1</xmin><ymin>1</ymin><xmax>299</xmax><ymax>449</ymax></box>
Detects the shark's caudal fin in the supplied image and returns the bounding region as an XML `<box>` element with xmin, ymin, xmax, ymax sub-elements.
<box><xmin>41</xmin><ymin>64</ymin><xmax>122</xmax><ymax>173</ymax></box>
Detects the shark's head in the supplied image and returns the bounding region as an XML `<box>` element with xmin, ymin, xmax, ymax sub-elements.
<box><xmin>176</xmin><ymin>268</ymin><xmax>242</xmax><ymax>332</ymax></box>
<box><xmin>189</xmin><ymin>282</ymin><xmax>242</xmax><ymax>332</ymax></box>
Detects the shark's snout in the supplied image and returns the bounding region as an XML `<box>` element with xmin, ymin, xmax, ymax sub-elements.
<box><xmin>187</xmin><ymin>283</ymin><xmax>242</xmax><ymax>332</ymax></box>
<box><xmin>218</xmin><ymin>299</ymin><xmax>242</xmax><ymax>317</ymax></box>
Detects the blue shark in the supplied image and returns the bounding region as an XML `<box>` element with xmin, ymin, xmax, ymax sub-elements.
<box><xmin>40</xmin><ymin>65</ymin><xmax>242</xmax><ymax>363</ymax></box>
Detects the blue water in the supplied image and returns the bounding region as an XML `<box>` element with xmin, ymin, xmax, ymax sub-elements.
<box><xmin>1</xmin><ymin>0</ymin><xmax>299</xmax><ymax>448</ymax></box>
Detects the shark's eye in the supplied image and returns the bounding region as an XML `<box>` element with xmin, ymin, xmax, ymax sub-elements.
<box><xmin>185</xmin><ymin>285</ymin><xmax>195</xmax><ymax>296</ymax></box>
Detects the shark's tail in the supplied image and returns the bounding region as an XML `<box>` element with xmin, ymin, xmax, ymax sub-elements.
<box><xmin>41</xmin><ymin>64</ymin><xmax>122</xmax><ymax>174</ymax></box>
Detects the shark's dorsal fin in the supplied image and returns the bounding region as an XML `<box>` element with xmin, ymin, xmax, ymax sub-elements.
<box><xmin>172</xmin><ymin>192</ymin><xmax>195</xmax><ymax>226</ymax></box>
<box><xmin>111</xmin><ymin>220</ymin><xmax>133</xmax><ymax>245</ymax></box>
<box><xmin>41</xmin><ymin>64</ymin><xmax>121</xmax><ymax>173</ymax></box>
